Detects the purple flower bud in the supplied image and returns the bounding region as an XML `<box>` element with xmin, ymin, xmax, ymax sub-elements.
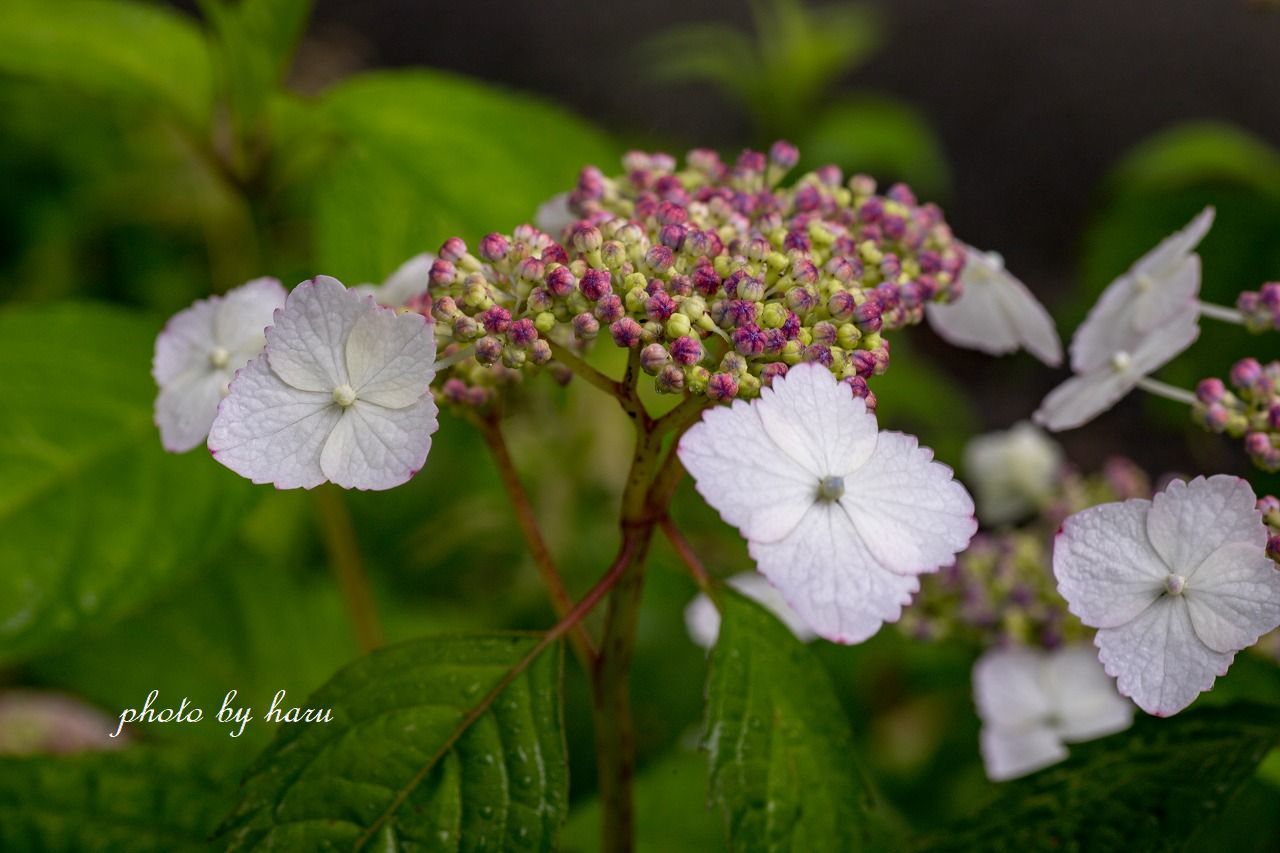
<box><xmin>1196</xmin><ymin>377</ymin><xmax>1227</xmax><ymax>405</ymax></box>
<box><xmin>479</xmin><ymin>306</ymin><xmax>512</xmax><ymax>334</ymax></box>
<box><xmin>707</xmin><ymin>372</ymin><xmax>739</xmax><ymax>401</ymax></box>
<box><xmin>791</xmin><ymin>259</ymin><xmax>818</xmax><ymax>285</ymax></box>
<box><xmin>611</xmin><ymin>317</ymin><xmax>643</xmax><ymax>348</ymax></box>
<box><xmin>769</xmin><ymin>140</ymin><xmax>799</xmax><ymax>170</ymax></box>
<box><xmin>516</xmin><ymin>257</ymin><xmax>545</xmax><ymax>283</ymax></box>
<box><xmin>849</xmin><ymin>174</ymin><xmax>876</xmax><ymax>196</ymax></box>
<box><xmin>859</xmin><ymin>197</ymin><xmax>884</xmax><ymax>223</ymax></box>
<box><xmin>442</xmin><ymin>378</ymin><xmax>470</xmax><ymax>404</ymax></box>
<box><xmin>1267</xmin><ymin>534</ymin><xmax>1280</xmax><ymax>563</ymax></box>
<box><xmin>810</xmin><ymin>321</ymin><xmax>837</xmax><ymax>347</ymax></box>
<box><xmin>430</xmin><ymin>258</ymin><xmax>456</xmax><ymax>288</ymax></box>
<box><xmin>645</xmin><ymin>244</ymin><xmax>674</xmax><ymax>273</ymax></box>
<box><xmin>737</xmin><ymin>277</ymin><xmax>766</xmax><ymax>302</ymax></box>
<box><xmin>733</xmin><ymin>323</ymin><xmax>767</xmax><ymax>356</ymax></box>
<box><xmin>887</xmin><ymin>182</ymin><xmax>918</xmax><ymax>206</ymax></box>
<box><xmin>849</xmin><ymin>349</ymin><xmax>877</xmax><ymax>378</ymax></box>
<box><xmin>641</xmin><ymin>343</ymin><xmax>671</xmax><ymax>375</ymax></box>
<box><xmin>1231</xmin><ymin>357</ymin><xmax>1265</xmax><ymax>391</ymax></box>
<box><xmin>527</xmin><ymin>288</ymin><xmax>554</xmax><ymax>314</ymax></box>
<box><xmin>794</xmin><ymin>184</ymin><xmax>822</xmax><ymax>213</ymax></box>
<box><xmin>452</xmin><ymin>315</ymin><xmax>479</xmax><ymax>341</ymax></box>
<box><xmin>853</xmin><ymin>300</ymin><xmax>882</xmax><ymax>333</ymax></box>
<box><xmin>785</xmin><ymin>286</ymin><xmax>816</xmax><ymax>314</ymax></box>
<box><xmin>760</xmin><ymin>362</ymin><xmax>789</xmax><ymax>386</ymax></box>
<box><xmin>545</xmin><ymin>266</ymin><xmax>577</xmax><ymax>297</ymax></box>
<box><xmin>573</xmin><ymin>312</ymin><xmax>600</xmax><ymax>340</ymax></box>
<box><xmin>571</xmin><ymin>224</ymin><xmax>603</xmax><ymax>253</ymax></box>
<box><xmin>579</xmin><ymin>268</ymin><xmax>611</xmax><ymax>301</ymax></box>
<box><xmin>440</xmin><ymin>237</ymin><xmax>467</xmax><ymax>262</ymax></box>
<box><xmin>508</xmin><ymin>317</ymin><xmax>538</xmax><ymax>347</ymax></box>
<box><xmin>529</xmin><ymin>339</ymin><xmax>552</xmax><ymax>365</ymax></box>
<box><xmin>660</xmin><ymin>223</ymin><xmax>687</xmax><ymax>250</ymax></box>
<box><xmin>844</xmin><ymin>375</ymin><xmax>876</xmax><ymax>411</ymax></box>
<box><xmin>692</xmin><ymin>264</ymin><xmax>721</xmax><ymax>296</ymax></box>
<box><xmin>725</xmin><ymin>300</ymin><xmax>757</xmax><ymax>328</ymax></box>
<box><xmin>803</xmin><ymin>344</ymin><xmax>834</xmax><ymax>367</ymax></box>
<box><xmin>594</xmin><ymin>293</ymin><xmax>625</xmax><ymax>323</ymax></box>
<box><xmin>828</xmin><ymin>290</ymin><xmax>857</xmax><ymax>321</ymax></box>
<box><xmin>432</xmin><ymin>295</ymin><xmax>461</xmax><ymax>322</ymax></box>
<box><xmin>816</xmin><ymin>164</ymin><xmax>842</xmax><ymax>186</ymax></box>
<box><xmin>783</xmin><ymin>230</ymin><xmax>812</xmax><ymax>252</ymax></box>
<box><xmin>656</xmin><ymin>364</ymin><xmax>685</xmax><ymax>393</ymax></box>
<box><xmin>542</xmin><ymin>243</ymin><xmax>569</xmax><ymax>265</ymax></box>
<box><xmin>668</xmin><ymin>274</ymin><xmax>694</xmax><ymax>297</ymax></box>
<box><xmin>479</xmin><ymin>232</ymin><xmax>510</xmax><ymax>262</ymax></box>
<box><xmin>656</xmin><ymin>200</ymin><xmax>688</xmax><ymax>226</ymax></box>
<box><xmin>670</xmin><ymin>335</ymin><xmax>703</xmax><ymax>365</ymax></box>
<box><xmin>475</xmin><ymin>336</ymin><xmax>503</xmax><ymax>365</ymax></box>
<box><xmin>646</xmin><ymin>290</ymin><xmax>676</xmax><ymax>321</ymax></box>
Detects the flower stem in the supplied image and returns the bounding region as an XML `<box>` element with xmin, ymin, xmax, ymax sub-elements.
<box><xmin>547</xmin><ymin>339</ymin><xmax>627</xmax><ymax>401</ymax></box>
<box><xmin>659</xmin><ymin>517</ymin><xmax>713</xmax><ymax>595</ymax></box>
<box><xmin>475</xmin><ymin>411</ymin><xmax>596</xmax><ymax>668</ymax></box>
<box><xmin>1136</xmin><ymin>376</ymin><xmax>1199</xmax><ymax>407</ymax></box>
<box><xmin>1198</xmin><ymin>300</ymin><xmax>1246</xmax><ymax>326</ymax></box>
<box><xmin>313</xmin><ymin>486</ymin><xmax>384</xmax><ymax>653</ymax></box>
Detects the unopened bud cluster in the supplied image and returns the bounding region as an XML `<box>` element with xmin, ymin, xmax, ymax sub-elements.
<box><xmin>1235</xmin><ymin>281</ymin><xmax>1280</xmax><ymax>332</ymax></box>
<box><xmin>901</xmin><ymin>456</ymin><xmax>1152</xmax><ymax>649</ymax></box>
<box><xmin>418</xmin><ymin>143</ymin><xmax>965</xmax><ymax>407</ymax></box>
<box><xmin>1193</xmin><ymin>357</ymin><xmax>1280</xmax><ymax>471</ymax></box>
<box><xmin>1259</xmin><ymin>494</ymin><xmax>1280</xmax><ymax>563</ymax></box>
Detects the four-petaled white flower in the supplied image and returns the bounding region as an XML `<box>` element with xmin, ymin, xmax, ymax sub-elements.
<box><xmin>353</xmin><ymin>253</ymin><xmax>434</xmax><ymax>308</ymax></box>
<box><xmin>1054</xmin><ymin>475</ymin><xmax>1280</xmax><ymax>716</ymax></box>
<box><xmin>1068</xmin><ymin>206</ymin><xmax>1213</xmax><ymax>373</ymax></box>
<box><xmin>684</xmin><ymin>572</ymin><xmax>818</xmax><ymax>649</ymax></box>
<box><xmin>964</xmin><ymin>422</ymin><xmax>1064</xmax><ymax>525</ymax></box>
<box><xmin>678</xmin><ymin>363</ymin><xmax>977</xmax><ymax>643</ymax></box>
<box><xmin>1032</xmin><ymin>302</ymin><xmax>1199</xmax><ymax>432</ymax></box>
<box><xmin>208</xmin><ymin>276</ymin><xmax>439</xmax><ymax>491</ymax></box>
<box><xmin>925</xmin><ymin>247</ymin><xmax>1062</xmax><ymax>366</ymax></box>
<box><xmin>152</xmin><ymin>277</ymin><xmax>286</xmax><ymax>453</ymax></box>
<box><xmin>973</xmin><ymin>644</ymin><xmax>1133</xmax><ymax>781</ymax></box>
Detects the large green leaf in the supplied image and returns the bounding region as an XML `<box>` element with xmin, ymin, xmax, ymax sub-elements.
<box><xmin>310</xmin><ymin>70</ymin><xmax>617</xmax><ymax>283</ymax></box>
<box><xmin>0</xmin><ymin>745</ymin><xmax>243</xmax><ymax>851</ymax></box>
<box><xmin>920</xmin><ymin>703</ymin><xmax>1280</xmax><ymax>852</ymax></box>
<box><xmin>704</xmin><ymin>590</ymin><xmax>896</xmax><ymax>852</ymax></box>
<box><xmin>217</xmin><ymin>634</ymin><xmax>568</xmax><ymax>850</ymax></box>
<box><xmin>0</xmin><ymin>0</ymin><xmax>213</xmax><ymax>130</ymax></box>
<box><xmin>0</xmin><ymin>303</ymin><xmax>255</xmax><ymax>661</ymax></box>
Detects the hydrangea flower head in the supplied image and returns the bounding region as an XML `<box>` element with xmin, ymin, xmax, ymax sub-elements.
<box><xmin>684</xmin><ymin>572</ymin><xmax>817</xmax><ymax>648</ymax></box>
<box><xmin>973</xmin><ymin>644</ymin><xmax>1133</xmax><ymax>781</ymax></box>
<box><xmin>964</xmin><ymin>422</ymin><xmax>1064</xmax><ymax>525</ymax></box>
<box><xmin>678</xmin><ymin>363</ymin><xmax>976</xmax><ymax>643</ymax></box>
<box><xmin>1053</xmin><ymin>475</ymin><xmax>1280</xmax><ymax>716</ymax></box>
<box><xmin>1033</xmin><ymin>303</ymin><xmax>1199</xmax><ymax>431</ymax></box>
<box><xmin>1069</xmin><ymin>207</ymin><xmax>1213</xmax><ymax>373</ymax></box>
<box><xmin>925</xmin><ymin>248</ymin><xmax>1062</xmax><ymax>366</ymax></box>
<box><xmin>152</xmin><ymin>277</ymin><xmax>286</xmax><ymax>452</ymax></box>
<box><xmin>208</xmin><ymin>276</ymin><xmax>439</xmax><ymax>490</ymax></box>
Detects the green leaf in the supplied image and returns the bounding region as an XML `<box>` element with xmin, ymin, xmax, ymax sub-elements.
<box><xmin>920</xmin><ymin>703</ymin><xmax>1280</xmax><ymax>852</ymax></box>
<box><xmin>1106</xmin><ymin>122</ymin><xmax>1280</xmax><ymax>196</ymax></box>
<box><xmin>704</xmin><ymin>590</ymin><xmax>896</xmax><ymax>852</ymax></box>
<box><xmin>0</xmin><ymin>302</ymin><xmax>255</xmax><ymax>662</ymax></box>
<box><xmin>0</xmin><ymin>745</ymin><xmax>243</xmax><ymax>851</ymax></box>
<box><xmin>310</xmin><ymin>70</ymin><xmax>617</xmax><ymax>283</ymax></box>
<box><xmin>0</xmin><ymin>0</ymin><xmax>213</xmax><ymax>130</ymax></box>
<box><xmin>217</xmin><ymin>634</ymin><xmax>568</xmax><ymax>850</ymax></box>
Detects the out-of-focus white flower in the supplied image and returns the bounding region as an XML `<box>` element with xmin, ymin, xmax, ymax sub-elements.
<box><xmin>352</xmin><ymin>253</ymin><xmax>434</xmax><ymax>308</ymax></box>
<box><xmin>209</xmin><ymin>276</ymin><xmax>439</xmax><ymax>491</ymax></box>
<box><xmin>535</xmin><ymin>192</ymin><xmax>575</xmax><ymax>239</ymax></box>
<box><xmin>1069</xmin><ymin>207</ymin><xmax>1213</xmax><ymax>373</ymax></box>
<box><xmin>974</xmin><ymin>644</ymin><xmax>1133</xmax><ymax>781</ymax></box>
<box><xmin>684</xmin><ymin>572</ymin><xmax>818</xmax><ymax>648</ymax></box>
<box><xmin>152</xmin><ymin>277</ymin><xmax>286</xmax><ymax>452</ymax></box>
<box><xmin>964</xmin><ymin>422</ymin><xmax>1064</xmax><ymax>525</ymax></box>
<box><xmin>1033</xmin><ymin>304</ymin><xmax>1199</xmax><ymax>432</ymax></box>
<box><xmin>925</xmin><ymin>248</ymin><xmax>1062</xmax><ymax>366</ymax></box>
<box><xmin>678</xmin><ymin>363</ymin><xmax>976</xmax><ymax>644</ymax></box>
<box><xmin>1054</xmin><ymin>475</ymin><xmax>1280</xmax><ymax>716</ymax></box>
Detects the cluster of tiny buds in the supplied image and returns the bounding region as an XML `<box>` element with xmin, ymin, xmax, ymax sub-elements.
<box><xmin>1235</xmin><ymin>281</ymin><xmax>1280</xmax><ymax>332</ymax></box>
<box><xmin>1258</xmin><ymin>494</ymin><xmax>1280</xmax><ymax>563</ymax></box>
<box><xmin>413</xmin><ymin>143</ymin><xmax>965</xmax><ymax>409</ymax></box>
<box><xmin>1193</xmin><ymin>357</ymin><xmax>1280</xmax><ymax>471</ymax></box>
<box><xmin>902</xmin><ymin>456</ymin><xmax>1154</xmax><ymax>650</ymax></box>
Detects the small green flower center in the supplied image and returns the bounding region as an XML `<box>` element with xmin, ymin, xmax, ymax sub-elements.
<box><xmin>1110</xmin><ymin>351</ymin><xmax>1132</xmax><ymax>373</ymax></box>
<box><xmin>817</xmin><ymin>475</ymin><xmax>845</xmax><ymax>502</ymax></box>
<box><xmin>1135</xmin><ymin>273</ymin><xmax>1156</xmax><ymax>293</ymax></box>
<box><xmin>1165</xmin><ymin>574</ymin><xmax>1187</xmax><ymax>596</ymax></box>
<box><xmin>209</xmin><ymin>346</ymin><xmax>230</xmax><ymax>369</ymax></box>
<box><xmin>332</xmin><ymin>384</ymin><xmax>357</xmax><ymax>408</ymax></box>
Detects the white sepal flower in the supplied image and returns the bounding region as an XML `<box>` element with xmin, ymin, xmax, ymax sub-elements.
<box><xmin>535</xmin><ymin>192</ymin><xmax>575</xmax><ymax>238</ymax></box>
<box><xmin>1053</xmin><ymin>475</ymin><xmax>1280</xmax><ymax>716</ymax></box>
<box><xmin>353</xmin><ymin>253</ymin><xmax>434</xmax><ymax>308</ymax></box>
<box><xmin>1032</xmin><ymin>304</ymin><xmax>1199</xmax><ymax>432</ymax></box>
<box><xmin>1069</xmin><ymin>207</ymin><xmax>1214</xmax><ymax>373</ymax></box>
<box><xmin>974</xmin><ymin>644</ymin><xmax>1133</xmax><ymax>781</ymax></box>
<box><xmin>678</xmin><ymin>363</ymin><xmax>977</xmax><ymax>644</ymax></box>
<box><xmin>208</xmin><ymin>276</ymin><xmax>439</xmax><ymax>491</ymax></box>
<box><xmin>925</xmin><ymin>248</ymin><xmax>1062</xmax><ymax>366</ymax></box>
<box><xmin>964</xmin><ymin>422</ymin><xmax>1064</xmax><ymax>525</ymax></box>
<box><xmin>152</xmin><ymin>277</ymin><xmax>286</xmax><ymax>453</ymax></box>
<box><xmin>684</xmin><ymin>572</ymin><xmax>818</xmax><ymax>649</ymax></box>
